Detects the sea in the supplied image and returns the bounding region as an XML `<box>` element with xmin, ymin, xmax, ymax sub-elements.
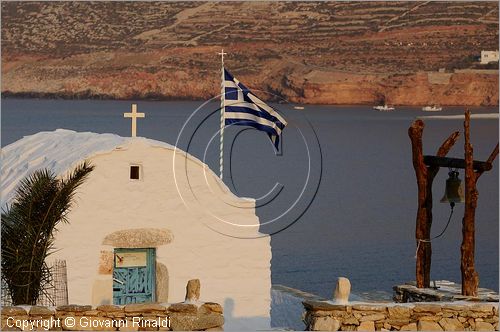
<box><xmin>1</xmin><ymin>98</ymin><xmax>498</xmax><ymax>300</ymax></box>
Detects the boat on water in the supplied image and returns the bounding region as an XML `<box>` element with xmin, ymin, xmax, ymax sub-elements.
<box><xmin>373</xmin><ymin>104</ymin><xmax>395</xmax><ymax>112</ymax></box>
<box><xmin>294</xmin><ymin>106</ymin><xmax>305</xmax><ymax>110</ymax></box>
<box><xmin>422</xmin><ymin>105</ymin><xmax>443</xmax><ymax>112</ymax></box>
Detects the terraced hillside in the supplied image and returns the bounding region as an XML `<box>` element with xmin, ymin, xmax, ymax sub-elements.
<box><xmin>1</xmin><ymin>2</ymin><xmax>499</xmax><ymax>105</ymax></box>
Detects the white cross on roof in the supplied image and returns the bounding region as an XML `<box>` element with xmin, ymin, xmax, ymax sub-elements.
<box><xmin>123</xmin><ymin>104</ymin><xmax>145</xmax><ymax>137</ymax></box>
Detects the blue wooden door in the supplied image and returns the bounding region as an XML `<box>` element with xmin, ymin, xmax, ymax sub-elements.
<box><xmin>113</xmin><ymin>248</ymin><xmax>156</xmax><ymax>304</ymax></box>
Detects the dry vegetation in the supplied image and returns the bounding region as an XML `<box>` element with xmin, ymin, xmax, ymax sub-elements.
<box><xmin>1</xmin><ymin>2</ymin><xmax>498</xmax><ymax>104</ymax></box>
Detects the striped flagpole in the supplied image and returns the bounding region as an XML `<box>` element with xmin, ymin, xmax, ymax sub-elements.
<box><xmin>218</xmin><ymin>49</ymin><xmax>227</xmax><ymax>180</ymax></box>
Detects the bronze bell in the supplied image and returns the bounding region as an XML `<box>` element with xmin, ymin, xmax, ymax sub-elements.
<box><xmin>440</xmin><ymin>170</ymin><xmax>465</xmax><ymax>205</ymax></box>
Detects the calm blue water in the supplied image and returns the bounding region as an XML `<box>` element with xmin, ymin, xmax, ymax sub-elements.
<box><xmin>1</xmin><ymin>98</ymin><xmax>498</xmax><ymax>299</ymax></box>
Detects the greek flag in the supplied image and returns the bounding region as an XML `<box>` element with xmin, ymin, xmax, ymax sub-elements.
<box><xmin>223</xmin><ymin>68</ymin><xmax>287</xmax><ymax>150</ymax></box>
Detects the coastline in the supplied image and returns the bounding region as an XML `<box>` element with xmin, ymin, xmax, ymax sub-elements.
<box><xmin>2</xmin><ymin>68</ymin><xmax>498</xmax><ymax>107</ymax></box>
<box><xmin>2</xmin><ymin>2</ymin><xmax>498</xmax><ymax>108</ymax></box>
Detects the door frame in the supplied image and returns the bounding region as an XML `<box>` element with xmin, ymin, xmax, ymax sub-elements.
<box><xmin>113</xmin><ymin>247</ymin><xmax>156</xmax><ymax>304</ymax></box>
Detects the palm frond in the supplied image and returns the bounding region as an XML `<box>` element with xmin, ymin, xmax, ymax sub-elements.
<box><xmin>1</xmin><ymin>162</ymin><xmax>94</xmax><ymax>305</ymax></box>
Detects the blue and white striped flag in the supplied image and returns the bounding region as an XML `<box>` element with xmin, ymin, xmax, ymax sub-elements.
<box><xmin>223</xmin><ymin>68</ymin><xmax>287</xmax><ymax>150</ymax></box>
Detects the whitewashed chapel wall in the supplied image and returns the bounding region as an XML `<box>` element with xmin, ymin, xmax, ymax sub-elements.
<box><xmin>51</xmin><ymin>139</ymin><xmax>271</xmax><ymax>330</ymax></box>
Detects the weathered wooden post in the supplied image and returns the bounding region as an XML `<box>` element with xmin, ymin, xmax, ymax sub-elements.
<box><xmin>408</xmin><ymin>120</ymin><xmax>459</xmax><ymax>288</ymax></box>
<box><xmin>461</xmin><ymin>111</ymin><xmax>499</xmax><ymax>296</ymax></box>
<box><xmin>409</xmin><ymin>111</ymin><xmax>498</xmax><ymax>293</ymax></box>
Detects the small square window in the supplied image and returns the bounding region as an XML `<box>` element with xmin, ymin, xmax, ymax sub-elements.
<box><xmin>130</xmin><ymin>165</ymin><xmax>140</xmax><ymax>180</ymax></box>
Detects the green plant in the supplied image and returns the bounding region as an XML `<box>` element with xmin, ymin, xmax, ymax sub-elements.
<box><xmin>1</xmin><ymin>161</ymin><xmax>94</xmax><ymax>305</ymax></box>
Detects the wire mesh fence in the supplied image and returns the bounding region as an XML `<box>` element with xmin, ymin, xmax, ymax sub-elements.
<box><xmin>1</xmin><ymin>259</ymin><xmax>68</xmax><ymax>306</ymax></box>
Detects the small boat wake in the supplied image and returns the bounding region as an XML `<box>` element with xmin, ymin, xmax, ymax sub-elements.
<box><xmin>418</xmin><ymin>113</ymin><xmax>498</xmax><ymax>120</ymax></box>
<box><xmin>422</xmin><ymin>105</ymin><xmax>443</xmax><ymax>112</ymax></box>
<box><xmin>373</xmin><ymin>104</ymin><xmax>395</xmax><ymax>112</ymax></box>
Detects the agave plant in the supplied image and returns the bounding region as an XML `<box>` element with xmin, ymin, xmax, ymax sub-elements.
<box><xmin>1</xmin><ymin>161</ymin><xmax>94</xmax><ymax>305</ymax></box>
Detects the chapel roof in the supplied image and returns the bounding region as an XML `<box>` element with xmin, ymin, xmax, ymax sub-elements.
<box><xmin>0</xmin><ymin>129</ymin><xmax>214</xmax><ymax>209</ymax></box>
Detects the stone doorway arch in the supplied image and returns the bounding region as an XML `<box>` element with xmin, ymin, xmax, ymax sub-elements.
<box><xmin>93</xmin><ymin>228</ymin><xmax>173</xmax><ymax>305</ymax></box>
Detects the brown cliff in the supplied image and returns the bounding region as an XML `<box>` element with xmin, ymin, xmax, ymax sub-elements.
<box><xmin>1</xmin><ymin>2</ymin><xmax>498</xmax><ymax>105</ymax></box>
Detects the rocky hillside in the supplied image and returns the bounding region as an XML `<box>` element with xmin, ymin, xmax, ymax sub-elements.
<box><xmin>1</xmin><ymin>2</ymin><xmax>499</xmax><ymax>105</ymax></box>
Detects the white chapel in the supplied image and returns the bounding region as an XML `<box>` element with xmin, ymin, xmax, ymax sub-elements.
<box><xmin>0</xmin><ymin>105</ymin><xmax>272</xmax><ymax>330</ymax></box>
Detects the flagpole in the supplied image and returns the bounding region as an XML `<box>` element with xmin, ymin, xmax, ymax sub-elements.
<box><xmin>218</xmin><ymin>49</ymin><xmax>227</xmax><ymax>180</ymax></box>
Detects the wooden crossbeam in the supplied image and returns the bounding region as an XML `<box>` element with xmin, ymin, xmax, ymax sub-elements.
<box><xmin>423</xmin><ymin>155</ymin><xmax>492</xmax><ymax>172</ymax></box>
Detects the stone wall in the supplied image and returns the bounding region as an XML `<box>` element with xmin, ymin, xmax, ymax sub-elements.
<box><xmin>303</xmin><ymin>301</ymin><xmax>499</xmax><ymax>331</ymax></box>
<box><xmin>393</xmin><ymin>281</ymin><xmax>499</xmax><ymax>303</ymax></box>
<box><xmin>1</xmin><ymin>302</ymin><xmax>223</xmax><ymax>331</ymax></box>
<box><xmin>271</xmin><ymin>284</ymin><xmax>327</xmax><ymax>330</ymax></box>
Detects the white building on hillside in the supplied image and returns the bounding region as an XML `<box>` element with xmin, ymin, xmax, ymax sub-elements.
<box><xmin>1</xmin><ymin>127</ymin><xmax>272</xmax><ymax>330</ymax></box>
<box><xmin>480</xmin><ymin>50</ymin><xmax>499</xmax><ymax>64</ymax></box>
